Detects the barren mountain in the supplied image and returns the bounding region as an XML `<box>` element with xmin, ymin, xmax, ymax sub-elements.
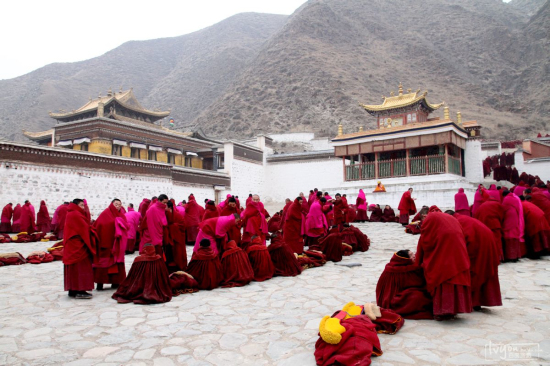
<box><xmin>0</xmin><ymin>0</ymin><xmax>548</xmax><ymax>142</ymax></box>
<box><xmin>193</xmin><ymin>0</ymin><xmax>550</xmax><ymax>140</ymax></box>
<box><xmin>0</xmin><ymin>13</ymin><xmax>287</xmax><ymax>141</ymax></box>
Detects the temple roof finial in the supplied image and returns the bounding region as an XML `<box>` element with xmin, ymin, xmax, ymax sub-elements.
<box><xmin>398</xmin><ymin>83</ymin><xmax>403</xmax><ymax>96</ymax></box>
<box><xmin>390</xmin><ymin>91</ymin><xmax>395</xmax><ymax>97</ymax></box>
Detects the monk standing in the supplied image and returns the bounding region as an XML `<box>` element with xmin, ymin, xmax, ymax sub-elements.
<box><xmin>283</xmin><ymin>197</ymin><xmax>306</xmax><ymax>254</ymax></box>
<box><xmin>501</xmin><ymin>191</ymin><xmax>524</xmax><ymax>261</ymax></box>
<box><xmin>305</xmin><ymin>198</ymin><xmax>328</xmax><ymax>248</ymax></box>
<box><xmin>241</xmin><ymin>194</ymin><xmax>270</xmax><ymax>245</ymax></box>
<box><xmin>202</xmin><ymin>200</ymin><xmax>220</xmax><ymax>222</ymax></box>
<box><xmin>125</xmin><ymin>203</ymin><xmax>141</xmax><ymax>254</ymax></box>
<box><xmin>11</xmin><ymin>203</ymin><xmax>22</xmax><ymax>233</ymax></box>
<box><xmin>398</xmin><ymin>188</ymin><xmax>417</xmax><ymax>226</ymax></box>
<box><xmin>416</xmin><ymin>211</ymin><xmax>472</xmax><ymax>320</ymax></box>
<box><xmin>355</xmin><ymin>189</ymin><xmax>368</xmax><ymax>222</ymax></box>
<box><xmin>52</xmin><ymin>202</ymin><xmax>69</xmax><ymax>239</ymax></box>
<box><xmin>20</xmin><ymin>200</ymin><xmax>36</xmax><ymax>233</ymax></box>
<box><xmin>183</xmin><ymin>194</ymin><xmax>202</xmax><ymax>245</ymax></box>
<box><xmin>332</xmin><ymin>193</ymin><xmax>348</xmax><ymax>231</ymax></box>
<box><xmin>454</xmin><ymin>188</ymin><xmax>470</xmax><ymax>216</ymax></box>
<box><xmin>0</xmin><ymin>203</ymin><xmax>13</xmax><ymax>233</ymax></box>
<box><xmin>36</xmin><ymin>200</ymin><xmax>51</xmax><ymax>233</ymax></box>
<box><xmin>140</xmin><ymin>194</ymin><xmax>169</xmax><ymax>255</ymax></box>
<box><xmin>219</xmin><ymin>197</ymin><xmax>242</xmax><ymax>244</ymax></box>
<box><xmin>474</xmin><ymin>196</ymin><xmax>505</xmax><ymax>261</ymax></box>
<box><xmin>93</xmin><ymin>198</ymin><xmax>128</xmax><ymax>290</ymax></box>
<box><xmin>63</xmin><ymin>199</ymin><xmax>95</xmax><ymax>299</ymax></box>
<box><xmin>164</xmin><ymin>200</ymin><xmax>187</xmax><ymax>272</ymax></box>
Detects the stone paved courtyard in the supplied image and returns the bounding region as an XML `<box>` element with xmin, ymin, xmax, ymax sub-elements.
<box><xmin>0</xmin><ymin>222</ymin><xmax>549</xmax><ymax>365</ymax></box>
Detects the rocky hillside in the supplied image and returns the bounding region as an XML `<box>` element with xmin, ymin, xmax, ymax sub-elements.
<box><xmin>0</xmin><ymin>0</ymin><xmax>548</xmax><ymax>142</ymax></box>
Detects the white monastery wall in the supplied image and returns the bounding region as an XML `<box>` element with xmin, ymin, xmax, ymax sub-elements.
<box><xmin>228</xmin><ymin>158</ymin><xmax>265</xmax><ymax>200</ymax></box>
<box><xmin>309</xmin><ymin>138</ymin><xmax>333</xmax><ymax>151</ymax></box>
<box><xmin>0</xmin><ymin>163</ymin><xmax>216</xmax><ymax>218</ymax></box>
<box><xmin>268</xmin><ymin>133</ymin><xmax>315</xmax><ymax>143</ymax></box>
<box><xmin>514</xmin><ymin>151</ymin><xmax>550</xmax><ymax>181</ymax></box>
<box><xmin>465</xmin><ymin>140</ymin><xmax>484</xmax><ymax>183</ymax></box>
<box><xmin>263</xmin><ymin>158</ymin><xmax>342</xmax><ymax>203</ymax></box>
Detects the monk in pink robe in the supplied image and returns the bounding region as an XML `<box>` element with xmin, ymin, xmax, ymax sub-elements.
<box><xmin>501</xmin><ymin>191</ymin><xmax>525</xmax><ymax>260</ymax></box>
<box><xmin>487</xmin><ymin>184</ymin><xmax>501</xmax><ymax>202</ymax></box>
<box><xmin>0</xmin><ymin>203</ymin><xmax>13</xmax><ymax>233</ymax></box>
<box><xmin>140</xmin><ymin>195</ymin><xmax>168</xmax><ymax>255</ymax></box>
<box><xmin>305</xmin><ymin>199</ymin><xmax>328</xmax><ymax>248</ymax></box>
<box><xmin>193</xmin><ymin>215</ymin><xmax>240</xmax><ymax>255</ymax></box>
<box><xmin>125</xmin><ymin>203</ymin><xmax>141</xmax><ymax>254</ymax></box>
<box><xmin>454</xmin><ymin>188</ymin><xmax>470</xmax><ymax>216</ymax></box>
<box><xmin>355</xmin><ymin>189</ymin><xmax>368</xmax><ymax>222</ymax></box>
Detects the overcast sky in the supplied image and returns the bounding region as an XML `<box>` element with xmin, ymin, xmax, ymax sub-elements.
<box><xmin>0</xmin><ymin>0</ymin><xmax>307</xmax><ymax>80</ymax></box>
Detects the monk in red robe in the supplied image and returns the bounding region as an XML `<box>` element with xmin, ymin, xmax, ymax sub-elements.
<box><xmin>187</xmin><ymin>239</ymin><xmax>224</xmax><ymax>290</ymax></box>
<box><xmin>449</xmin><ymin>211</ymin><xmax>502</xmax><ymax>310</ymax></box>
<box><xmin>380</xmin><ymin>205</ymin><xmax>397</xmax><ymax>223</ymax></box>
<box><xmin>19</xmin><ymin>200</ymin><xmax>36</xmax><ymax>233</ymax></box>
<box><xmin>246</xmin><ymin>235</ymin><xmax>275</xmax><ymax>282</ymax></box>
<box><xmin>474</xmin><ymin>196</ymin><xmax>505</xmax><ymax>261</ymax></box>
<box><xmin>521</xmin><ymin>197</ymin><xmax>550</xmax><ymax>257</ymax></box>
<box><xmin>314</xmin><ymin>226</ymin><xmax>343</xmax><ymax>262</ymax></box>
<box><xmin>83</xmin><ymin>199</ymin><xmax>92</xmax><ymax>223</ymax></box>
<box><xmin>283</xmin><ymin>197</ymin><xmax>306</xmax><ymax>254</ymax></box>
<box><xmin>52</xmin><ymin>202</ymin><xmax>69</xmax><ymax>239</ymax></box>
<box><xmin>138</xmin><ymin>198</ymin><xmax>151</xmax><ymax>218</ymax></box>
<box><xmin>278</xmin><ymin>198</ymin><xmax>292</xmax><ymax>231</ymax></box>
<box><xmin>241</xmin><ymin>195</ymin><xmax>270</xmax><ymax>245</ymax></box>
<box><xmin>369</xmin><ymin>204</ymin><xmax>383</xmax><ymax>222</ymax></box>
<box><xmin>398</xmin><ymin>188</ymin><xmax>417</xmax><ymax>225</ymax></box>
<box><xmin>267</xmin><ymin>211</ymin><xmax>282</xmax><ymax>233</ymax></box>
<box><xmin>93</xmin><ymin>199</ymin><xmax>128</xmax><ymax>290</ymax></box>
<box><xmin>528</xmin><ymin>188</ymin><xmax>550</xmax><ymax>226</ymax></box>
<box><xmin>332</xmin><ymin>194</ymin><xmax>348</xmax><ymax>230</ymax></box>
<box><xmin>376</xmin><ymin>250</ymin><xmax>433</xmax><ymax>319</ymax></box>
<box><xmin>220</xmin><ymin>240</ymin><xmax>254</xmax><ymax>287</ymax></box>
<box><xmin>268</xmin><ymin>233</ymin><xmax>302</xmax><ymax>277</ymax></box>
<box><xmin>193</xmin><ymin>214</ymin><xmax>240</xmax><ymax>255</ymax></box>
<box><xmin>472</xmin><ymin>184</ymin><xmax>489</xmax><ymax>217</ymax></box>
<box><xmin>140</xmin><ymin>195</ymin><xmax>168</xmax><ymax>255</ymax></box>
<box><xmin>36</xmin><ymin>201</ymin><xmax>51</xmax><ymax>233</ymax></box>
<box><xmin>11</xmin><ymin>203</ymin><xmax>22</xmax><ymax>233</ymax></box>
<box><xmin>219</xmin><ymin>197</ymin><xmax>242</xmax><ymax>244</ymax></box>
<box><xmin>164</xmin><ymin>200</ymin><xmax>187</xmax><ymax>272</ymax></box>
<box><xmin>202</xmin><ymin>200</ymin><xmax>219</xmax><ymax>222</ymax></box>
<box><xmin>305</xmin><ymin>198</ymin><xmax>328</xmax><ymax>249</ymax></box>
<box><xmin>112</xmin><ymin>244</ymin><xmax>172</xmax><ymax>304</ymax></box>
<box><xmin>355</xmin><ymin>189</ymin><xmax>368</xmax><ymax>222</ymax></box>
<box><xmin>0</xmin><ymin>203</ymin><xmax>13</xmax><ymax>233</ymax></box>
<box><xmin>454</xmin><ymin>188</ymin><xmax>470</xmax><ymax>216</ymax></box>
<box><xmin>416</xmin><ymin>212</ymin><xmax>472</xmax><ymax>320</ymax></box>
<box><xmin>183</xmin><ymin>194</ymin><xmax>202</xmax><ymax>244</ymax></box>
<box><xmin>501</xmin><ymin>191</ymin><xmax>524</xmax><ymax>261</ymax></box>
<box><xmin>300</xmin><ymin>192</ymin><xmax>310</xmax><ymax>214</ymax></box>
<box><xmin>125</xmin><ymin>203</ymin><xmax>141</xmax><ymax>254</ymax></box>
<box><xmin>405</xmin><ymin>206</ymin><xmax>429</xmax><ymax>235</ymax></box>
<box><xmin>63</xmin><ymin>199</ymin><xmax>95</xmax><ymax>299</ymax></box>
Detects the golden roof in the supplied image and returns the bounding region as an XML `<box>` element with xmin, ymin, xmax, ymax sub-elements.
<box><xmin>361</xmin><ymin>84</ymin><xmax>444</xmax><ymax>113</ymax></box>
<box><xmin>461</xmin><ymin>120</ymin><xmax>479</xmax><ymax>128</ymax></box>
<box><xmin>22</xmin><ymin>129</ymin><xmax>54</xmax><ymax>140</ymax></box>
<box><xmin>49</xmin><ymin>89</ymin><xmax>170</xmax><ymax>119</ymax></box>
<box><xmin>333</xmin><ymin>119</ymin><xmax>464</xmax><ymax>141</ymax></box>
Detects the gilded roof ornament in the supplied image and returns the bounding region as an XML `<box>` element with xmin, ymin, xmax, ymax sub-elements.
<box><xmin>390</xmin><ymin>91</ymin><xmax>395</xmax><ymax>96</ymax></box>
<box><xmin>361</xmin><ymin>85</ymin><xmax>444</xmax><ymax>114</ymax></box>
<box><xmin>398</xmin><ymin>83</ymin><xmax>403</xmax><ymax>96</ymax></box>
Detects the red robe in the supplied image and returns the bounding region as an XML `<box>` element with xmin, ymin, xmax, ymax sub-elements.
<box><xmin>53</xmin><ymin>203</ymin><xmax>69</xmax><ymax>239</ymax></box>
<box><xmin>380</xmin><ymin>207</ymin><xmax>397</xmax><ymax>223</ymax></box>
<box><xmin>267</xmin><ymin>213</ymin><xmax>281</xmax><ymax>233</ymax></box>
<box><xmin>112</xmin><ymin>245</ymin><xmax>172</xmax><ymax>304</ymax></box>
<box><xmin>279</xmin><ymin>201</ymin><xmax>292</xmax><ymax>231</ymax></box>
<box><xmin>184</xmin><ymin>196</ymin><xmax>202</xmax><ymax>243</ymax></box>
<box><xmin>317</xmin><ymin>227</ymin><xmax>343</xmax><ymax>262</ymax></box>
<box><xmin>36</xmin><ymin>201</ymin><xmax>51</xmax><ymax>233</ymax></box>
<box><xmin>333</xmin><ymin>199</ymin><xmax>348</xmax><ymax>227</ymax></box>
<box><xmin>454</xmin><ymin>214</ymin><xmax>502</xmax><ymax>307</ymax></box>
<box><xmin>246</xmin><ymin>237</ymin><xmax>275</xmax><ymax>282</ymax></box>
<box><xmin>531</xmin><ymin>191</ymin><xmax>550</xmax><ymax>227</ymax></box>
<box><xmin>164</xmin><ymin>202</ymin><xmax>187</xmax><ymax>272</ymax></box>
<box><xmin>219</xmin><ymin>205</ymin><xmax>242</xmax><ymax>244</ymax></box>
<box><xmin>20</xmin><ymin>202</ymin><xmax>36</xmax><ymax>233</ymax></box>
<box><xmin>416</xmin><ymin>212</ymin><xmax>472</xmax><ymax>316</ymax></box>
<box><xmin>376</xmin><ymin>253</ymin><xmax>433</xmax><ymax>319</ymax></box>
<box><xmin>187</xmin><ymin>247</ymin><xmax>223</xmax><ymax>290</ymax></box>
<box><xmin>220</xmin><ymin>240</ymin><xmax>254</xmax><ymax>287</ymax></box>
<box><xmin>474</xmin><ymin>201</ymin><xmax>505</xmax><ymax>261</ymax></box>
<box><xmin>398</xmin><ymin>191</ymin><xmax>417</xmax><ymax>224</ymax></box>
<box><xmin>63</xmin><ymin>203</ymin><xmax>95</xmax><ymax>291</ymax></box>
<box><xmin>369</xmin><ymin>207</ymin><xmax>383</xmax><ymax>222</ymax></box>
<box><xmin>202</xmin><ymin>204</ymin><xmax>220</xmax><ymax>222</ymax></box>
<box><xmin>0</xmin><ymin>204</ymin><xmax>13</xmax><ymax>233</ymax></box>
<box><xmin>241</xmin><ymin>201</ymin><xmax>269</xmax><ymax>244</ymax></box>
<box><xmin>522</xmin><ymin>201</ymin><xmax>550</xmax><ymax>255</ymax></box>
<box><xmin>268</xmin><ymin>235</ymin><xmax>302</xmax><ymax>277</ymax></box>
<box><xmin>92</xmin><ymin>203</ymin><xmax>128</xmax><ymax>285</ymax></box>
<box><xmin>283</xmin><ymin>198</ymin><xmax>305</xmax><ymax>254</ymax></box>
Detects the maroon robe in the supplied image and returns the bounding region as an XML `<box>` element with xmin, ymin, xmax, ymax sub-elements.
<box><xmin>416</xmin><ymin>212</ymin><xmax>472</xmax><ymax>316</ymax></box>
<box><xmin>398</xmin><ymin>190</ymin><xmax>417</xmax><ymax>224</ymax></box>
<box><xmin>376</xmin><ymin>253</ymin><xmax>433</xmax><ymax>319</ymax></box>
<box><xmin>333</xmin><ymin>198</ymin><xmax>348</xmax><ymax>228</ymax></box>
<box><xmin>531</xmin><ymin>190</ymin><xmax>550</xmax><ymax>226</ymax></box>
<box><xmin>202</xmin><ymin>203</ymin><xmax>220</xmax><ymax>222</ymax></box>
<box><xmin>187</xmin><ymin>246</ymin><xmax>223</xmax><ymax>290</ymax></box>
<box><xmin>454</xmin><ymin>214</ymin><xmax>502</xmax><ymax>307</ymax></box>
<box><xmin>380</xmin><ymin>207</ymin><xmax>397</xmax><ymax>223</ymax></box>
<box><xmin>0</xmin><ymin>204</ymin><xmax>13</xmax><ymax>233</ymax></box>
<box><xmin>11</xmin><ymin>204</ymin><xmax>22</xmax><ymax>233</ymax></box>
<box><xmin>36</xmin><ymin>201</ymin><xmax>51</xmax><ymax>233</ymax></box>
<box><xmin>246</xmin><ymin>237</ymin><xmax>275</xmax><ymax>282</ymax></box>
<box><xmin>92</xmin><ymin>203</ymin><xmax>128</xmax><ymax>285</ymax></box>
<box><xmin>474</xmin><ymin>200</ymin><xmax>505</xmax><ymax>261</ymax></box>
<box><xmin>112</xmin><ymin>245</ymin><xmax>172</xmax><ymax>304</ymax></box>
<box><xmin>53</xmin><ymin>203</ymin><xmax>69</xmax><ymax>239</ymax></box>
<box><xmin>369</xmin><ymin>207</ymin><xmax>383</xmax><ymax>222</ymax></box>
<box><xmin>220</xmin><ymin>205</ymin><xmax>242</xmax><ymax>244</ymax></box>
<box><xmin>220</xmin><ymin>240</ymin><xmax>254</xmax><ymax>287</ymax></box>
<box><xmin>283</xmin><ymin>198</ymin><xmax>305</xmax><ymax>254</ymax></box>
<box><xmin>317</xmin><ymin>227</ymin><xmax>343</xmax><ymax>262</ymax></box>
<box><xmin>268</xmin><ymin>235</ymin><xmax>302</xmax><ymax>277</ymax></box>
<box><xmin>20</xmin><ymin>202</ymin><xmax>36</xmax><ymax>233</ymax></box>
<box><xmin>522</xmin><ymin>201</ymin><xmax>550</xmax><ymax>255</ymax></box>
<box><xmin>63</xmin><ymin>203</ymin><xmax>95</xmax><ymax>292</ymax></box>
<box><xmin>164</xmin><ymin>201</ymin><xmax>187</xmax><ymax>272</ymax></box>
<box><xmin>184</xmin><ymin>195</ymin><xmax>202</xmax><ymax>243</ymax></box>
<box><xmin>279</xmin><ymin>201</ymin><xmax>292</xmax><ymax>231</ymax></box>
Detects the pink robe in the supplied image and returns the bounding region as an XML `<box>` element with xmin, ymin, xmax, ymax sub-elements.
<box><xmin>357</xmin><ymin>189</ymin><xmax>367</xmax><ymax>210</ymax></box>
<box><xmin>125</xmin><ymin>208</ymin><xmax>141</xmax><ymax>240</ymax></box>
<box><xmin>454</xmin><ymin>188</ymin><xmax>470</xmax><ymax>216</ymax></box>
<box><xmin>193</xmin><ymin>215</ymin><xmax>236</xmax><ymax>254</ymax></box>
<box><xmin>140</xmin><ymin>202</ymin><xmax>168</xmax><ymax>250</ymax></box>
<box><xmin>305</xmin><ymin>201</ymin><xmax>328</xmax><ymax>237</ymax></box>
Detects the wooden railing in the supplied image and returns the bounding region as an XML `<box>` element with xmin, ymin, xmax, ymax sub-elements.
<box><xmin>448</xmin><ymin>156</ymin><xmax>461</xmax><ymax>176</ymax></box>
<box><xmin>410</xmin><ymin>155</ymin><xmax>445</xmax><ymax>175</ymax></box>
<box><xmin>378</xmin><ymin>158</ymin><xmax>406</xmax><ymax>178</ymax></box>
<box><xmin>345</xmin><ymin>162</ymin><xmax>375</xmax><ymax>181</ymax></box>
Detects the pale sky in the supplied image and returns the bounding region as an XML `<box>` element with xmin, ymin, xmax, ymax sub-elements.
<box><xmin>0</xmin><ymin>0</ymin><xmax>307</xmax><ymax>80</ymax></box>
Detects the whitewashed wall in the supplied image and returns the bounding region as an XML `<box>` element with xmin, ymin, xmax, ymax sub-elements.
<box><xmin>268</xmin><ymin>133</ymin><xmax>315</xmax><ymax>143</ymax></box>
<box><xmin>310</xmin><ymin>138</ymin><xmax>333</xmax><ymax>151</ymax></box>
<box><xmin>263</xmin><ymin>157</ymin><xmax>342</xmax><ymax>203</ymax></box>
<box><xmin>514</xmin><ymin>151</ymin><xmax>550</xmax><ymax>181</ymax></box>
<box><xmin>465</xmin><ymin>140</ymin><xmax>484</xmax><ymax>183</ymax></box>
<box><xmin>0</xmin><ymin>163</ymin><xmax>216</xmax><ymax>218</ymax></box>
<box><xmin>228</xmin><ymin>158</ymin><xmax>265</xmax><ymax>200</ymax></box>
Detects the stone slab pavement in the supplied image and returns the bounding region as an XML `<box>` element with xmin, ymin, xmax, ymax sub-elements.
<box><xmin>0</xmin><ymin>222</ymin><xmax>549</xmax><ymax>365</ymax></box>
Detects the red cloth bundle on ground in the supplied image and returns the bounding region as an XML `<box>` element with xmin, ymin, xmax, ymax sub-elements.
<box><xmin>268</xmin><ymin>235</ymin><xmax>302</xmax><ymax>277</ymax></box>
<box><xmin>47</xmin><ymin>243</ymin><xmax>64</xmax><ymax>261</ymax></box>
<box><xmin>26</xmin><ymin>251</ymin><xmax>54</xmax><ymax>264</ymax></box>
<box><xmin>0</xmin><ymin>234</ymin><xmax>12</xmax><ymax>243</ymax></box>
<box><xmin>169</xmin><ymin>271</ymin><xmax>199</xmax><ymax>296</ymax></box>
<box><xmin>372</xmin><ymin>308</ymin><xmax>405</xmax><ymax>335</ymax></box>
<box><xmin>0</xmin><ymin>252</ymin><xmax>26</xmax><ymax>266</ymax></box>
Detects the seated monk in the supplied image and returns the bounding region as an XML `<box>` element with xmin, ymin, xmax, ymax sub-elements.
<box><xmin>246</xmin><ymin>235</ymin><xmax>275</xmax><ymax>282</ymax></box>
<box><xmin>267</xmin><ymin>211</ymin><xmax>282</xmax><ymax>233</ymax></box>
<box><xmin>380</xmin><ymin>205</ymin><xmax>397</xmax><ymax>223</ymax></box>
<box><xmin>369</xmin><ymin>205</ymin><xmax>383</xmax><ymax>222</ymax></box>
<box><xmin>375</xmin><ymin>250</ymin><xmax>433</xmax><ymax>319</ymax></box>
<box><xmin>347</xmin><ymin>225</ymin><xmax>370</xmax><ymax>252</ymax></box>
<box><xmin>169</xmin><ymin>271</ymin><xmax>199</xmax><ymax>296</ymax></box>
<box><xmin>220</xmin><ymin>240</ymin><xmax>254</xmax><ymax>287</ymax></box>
<box><xmin>405</xmin><ymin>206</ymin><xmax>429</xmax><ymax>235</ymax></box>
<box><xmin>317</xmin><ymin>226</ymin><xmax>343</xmax><ymax>262</ymax></box>
<box><xmin>187</xmin><ymin>239</ymin><xmax>224</xmax><ymax>290</ymax></box>
<box><xmin>373</xmin><ymin>181</ymin><xmax>386</xmax><ymax>192</ymax></box>
<box><xmin>448</xmin><ymin>210</ymin><xmax>502</xmax><ymax>310</ymax></box>
<box><xmin>112</xmin><ymin>244</ymin><xmax>172</xmax><ymax>305</ymax></box>
<box><xmin>268</xmin><ymin>233</ymin><xmax>302</xmax><ymax>277</ymax></box>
